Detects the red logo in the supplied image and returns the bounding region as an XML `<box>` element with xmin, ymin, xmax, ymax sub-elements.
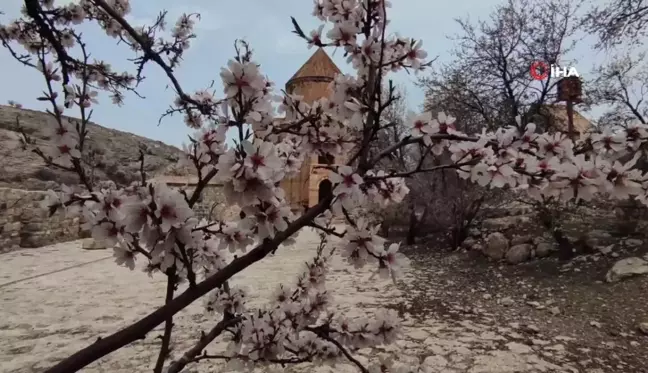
<box><xmin>530</xmin><ymin>61</ymin><xmax>549</xmax><ymax>80</ymax></box>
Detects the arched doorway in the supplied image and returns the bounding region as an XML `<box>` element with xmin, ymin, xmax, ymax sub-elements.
<box><xmin>318</xmin><ymin>179</ymin><xmax>332</xmax><ymax>203</ymax></box>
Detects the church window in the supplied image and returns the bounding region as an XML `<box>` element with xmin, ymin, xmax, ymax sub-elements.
<box><xmin>318</xmin><ymin>153</ymin><xmax>334</xmax><ymax>164</ymax></box>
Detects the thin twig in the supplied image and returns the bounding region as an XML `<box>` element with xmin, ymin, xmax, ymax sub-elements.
<box><xmin>165</xmin><ymin>316</ymin><xmax>241</xmax><ymax>373</ymax></box>
<box><xmin>153</xmin><ymin>272</ymin><xmax>176</xmax><ymax>373</ymax></box>
<box><xmin>316</xmin><ymin>333</ymin><xmax>369</xmax><ymax>373</ymax></box>
<box><xmin>308</xmin><ymin>222</ymin><xmax>346</xmax><ymax>237</ymax></box>
<box><xmin>189</xmin><ymin>354</ymin><xmax>310</xmax><ymax>365</ymax></box>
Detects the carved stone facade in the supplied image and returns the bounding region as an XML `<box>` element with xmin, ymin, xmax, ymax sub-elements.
<box><xmin>280</xmin><ymin>48</ymin><xmax>342</xmax><ymax>211</ymax></box>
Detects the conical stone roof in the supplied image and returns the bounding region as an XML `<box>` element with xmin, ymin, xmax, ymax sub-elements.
<box><xmin>286</xmin><ymin>48</ymin><xmax>341</xmax><ymax>91</ymax></box>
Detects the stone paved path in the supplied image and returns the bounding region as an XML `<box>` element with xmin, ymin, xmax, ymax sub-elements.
<box><xmin>1</xmin><ymin>228</ymin><xmax>583</xmax><ymax>373</ymax></box>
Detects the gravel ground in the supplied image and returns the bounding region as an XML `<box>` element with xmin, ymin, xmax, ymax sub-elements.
<box><xmin>399</xmin><ymin>239</ymin><xmax>648</xmax><ymax>373</ymax></box>
<box><xmin>0</xmin><ymin>228</ymin><xmax>625</xmax><ymax>373</ymax></box>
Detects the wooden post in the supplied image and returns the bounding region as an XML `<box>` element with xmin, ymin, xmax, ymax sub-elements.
<box><xmin>556</xmin><ymin>76</ymin><xmax>582</xmax><ymax>140</ymax></box>
<box><xmin>566</xmin><ymin>99</ymin><xmax>575</xmax><ymax>141</ymax></box>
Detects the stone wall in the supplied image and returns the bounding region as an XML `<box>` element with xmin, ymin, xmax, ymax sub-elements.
<box><xmin>0</xmin><ymin>184</ymin><xmax>242</xmax><ymax>254</ymax></box>
<box><xmin>0</xmin><ymin>187</ymin><xmax>85</xmax><ymax>253</ymax></box>
<box><xmin>467</xmin><ymin>199</ymin><xmax>648</xmax><ymax>264</ymax></box>
<box><xmin>177</xmin><ymin>184</ymin><xmax>240</xmax><ymax>222</ymax></box>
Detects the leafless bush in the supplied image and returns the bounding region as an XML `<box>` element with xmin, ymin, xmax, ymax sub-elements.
<box><xmin>371</xmin><ymin>148</ymin><xmax>491</xmax><ymax>248</ymax></box>
<box><xmin>425</xmin><ymin>171</ymin><xmax>486</xmax><ymax>249</ymax></box>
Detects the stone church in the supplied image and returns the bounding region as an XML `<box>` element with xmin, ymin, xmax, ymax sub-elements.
<box><xmin>280</xmin><ymin>48</ymin><xmax>343</xmax><ymax>211</ymax></box>
<box><xmin>152</xmin><ymin>48</ymin><xmax>343</xmax><ymax>216</ymax></box>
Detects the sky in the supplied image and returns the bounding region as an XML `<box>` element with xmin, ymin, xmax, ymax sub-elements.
<box><xmin>0</xmin><ymin>0</ymin><xmax>613</xmax><ymax>148</ymax></box>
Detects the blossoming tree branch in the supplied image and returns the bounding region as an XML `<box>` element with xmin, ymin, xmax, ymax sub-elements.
<box><xmin>1</xmin><ymin>0</ymin><xmax>647</xmax><ymax>372</ymax></box>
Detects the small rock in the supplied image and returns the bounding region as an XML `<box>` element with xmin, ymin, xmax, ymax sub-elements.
<box><xmin>638</xmin><ymin>322</ymin><xmax>648</xmax><ymax>335</ymax></box>
<box><xmin>462</xmin><ymin>237</ymin><xmax>477</xmax><ymax>249</ymax></box>
<box><xmin>511</xmin><ymin>235</ymin><xmax>533</xmax><ymax>246</ymax></box>
<box><xmin>482</xmin><ymin>217</ymin><xmax>516</xmax><ymax>231</ymax></box>
<box><xmin>525</xmin><ymin>324</ymin><xmax>540</xmax><ymax>334</ymax></box>
<box><xmin>535</xmin><ymin>242</ymin><xmax>553</xmax><ymax>258</ymax></box>
<box><xmin>500</xmin><ymin>297</ymin><xmax>515</xmax><ymax>306</ymax></box>
<box><xmin>549</xmin><ymin>306</ymin><xmax>561</xmax><ymax>315</ymax></box>
<box><xmin>81</xmin><ymin>238</ymin><xmax>106</xmax><ymax>250</ymax></box>
<box><xmin>484</xmin><ymin>232</ymin><xmax>509</xmax><ymax>260</ymax></box>
<box><xmin>408</xmin><ymin>329</ymin><xmax>429</xmax><ymax>341</ymax></box>
<box><xmin>630</xmin><ymin>341</ymin><xmax>640</xmax><ymax>347</ymax></box>
<box><xmin>625</xmin><ymin>238</ymin><xmax>643</xmax><ymax>247</ymax></box>
<box><xmin>588</xmin><ymin>230</ymin><xmax>612</xmax><ymax>240</ymax></box>
<box><xmin>605</xmin><ymin>257</ymin><xmax>648</xmax><ymax>283</ymax></box>
<box><xmin>506</xmin><ymin>244</ymin><xmax>533</xmax><ymax>264</ymax></box>
<box><xmin>585</xmin><ymin>236</ymin><xmax>599</xmax><ymax>249</ymax></box>
<box><xmin>598</xmin><ymin>245</ymin><xmax>614</xmax><ymax>255</ymax></box>
<box><xmin>590</xmin><ymin>321</ymin><xmax>602</xmax><ymax>328</ymax></box>
<box><xmin>422</xmin><ymin>355</ymin><xmax>448</xmax><ymax>368</ymax></box>
<box><xmin>469</xmin><ymin>227</ymin><xmax>481</xmax><ymax>237</ymax></box>
<box><xmin>506</xmin><ymin>341</ymin><xmax>533</xmax><ymax>354</ymax></box>
<box><xmin>601</xmin><ymin>341</ymin><xmax>616</xmax><ymax>348</ymax></box>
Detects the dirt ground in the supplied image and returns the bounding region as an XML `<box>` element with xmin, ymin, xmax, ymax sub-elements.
<box><xmin>398</xmin><ymin>235</ymin><xmax>648</xmax><ymax>373</ymax></box>
<box><xmin>1</xmin><ymin>229</ymin><xmax>647</xmax><ymax>373</ymax></box>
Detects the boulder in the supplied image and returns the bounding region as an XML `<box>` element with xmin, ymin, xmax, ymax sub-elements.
<box><xmin>625</xmin><ymin>238</ymin><xmax>643</xmax><ymax>247</ymax></box>
<box><xmin>506</xmin><ymin>244</ymin><xmax>533</xmax><ymax>264</ymax></box>
<box><xmin>605</xmin><ymin>257</ymin><xmax>648</xmax><ymax>283</ymax></box>
<box><xmin>533</xmin><ymin>233</ymin><xmax>554</xmax><ymax>245</ymax></box>
<box><xmin>484</xmin><ymin>232</ymin><xmax>508</xmax><ymax>260</ymax></box>
<box><xmin>511</xmin><ymin>235</ymin><xmax>533</xmax><ymax>246</ymax></box>
<box><xmin>584</xmin><ymin>235</ymin><xmax>599</xmax><ymax>249</ymax></box>
<box><xmin>588</xmin><ymin>230</ymin><xmax>611</xmax><ymax>241</ymax></box>
<box><xmin>462</xmin><ymin>237</ymin><xmax>477</xmax><ymax>250</ymax></box>
<box><xmin>535</xmin><ymin>242</ymin><xmax>553</xmax><ymax>258</ymax></box>
<box><xmin>482</xmin><ymin>217</ymin><xmax>516</xmax><ymax>231</ymax></box>
<box><xmin>81</xmin><ymin>238</ymin><xmax>106</xmax><ymax>250</ymax></box>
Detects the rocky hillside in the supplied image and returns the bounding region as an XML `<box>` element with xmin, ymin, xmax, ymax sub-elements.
<box><xmin>0</xmin><ymin>105</ymin><xmax>183</xmax><ymax>190</ymax></box>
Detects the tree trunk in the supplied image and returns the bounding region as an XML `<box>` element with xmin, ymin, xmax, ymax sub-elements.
<box><xmin>538</xmin><ymin>209</ymin><xmax>573</xmax><ymax>260</ymax></box>
<box><xmin>380</xmin><ymin>223</ymin><xmax>390</xmax><ymax>237</ymax></box>
<box><xmin>406</xmin><ymin>209</ymin><xmax>418</xmax><ymax>245</ymax></box>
